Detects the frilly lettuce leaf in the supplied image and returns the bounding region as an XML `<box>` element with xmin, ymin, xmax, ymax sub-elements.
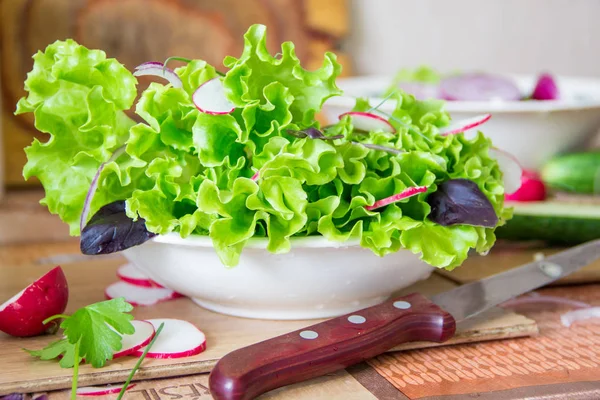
<box><xmin>18</xmin><ymin>25</ymin><xmax>510</xmax><ymax>270</ymax></box>
<box><xmin>223</xmin><ymin>24</ymin><xmax>342</xmax><ymax>128</ymax></box>
<box><xmin>16</xmin><ymin>39</ymin><xmax>137</xmax><ymax>235</ymax></box>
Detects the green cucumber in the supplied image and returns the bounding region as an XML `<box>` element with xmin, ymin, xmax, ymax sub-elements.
<box><xmin>541</xmin><ymin>151</ymin><xmax>600</xmax><ymax>194</ymax></box>
<box><xmin>496</xmin><ymin>201</ymin><xmax>600</xmax><ymax>245</ymax></box>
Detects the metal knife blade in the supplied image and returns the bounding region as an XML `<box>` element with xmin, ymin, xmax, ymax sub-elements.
<box><xmin>431</xmin><ymin>239</ymin><xmax>600</xmax><ymax>322</ymax></box>
<box><xmin>209</xmin><ymin>240</ymin><xmax>600</xmax><ymax>400</ymax></box>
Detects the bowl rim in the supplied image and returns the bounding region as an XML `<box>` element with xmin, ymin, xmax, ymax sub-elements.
<box><xmin>327</xmin><ymin>73</ymin><xmax>600</xmax><ymax>113</ymax></box>
<box><xmin>153</xmin><ymin>232</ymin><xmax>362</xmax><ymax>249</ymax></box>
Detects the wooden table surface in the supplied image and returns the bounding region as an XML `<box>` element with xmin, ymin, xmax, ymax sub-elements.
<box><xmin>1</xmin><ymin>191</ymin><xmax>599</xmax><ymax>399</ymax></box>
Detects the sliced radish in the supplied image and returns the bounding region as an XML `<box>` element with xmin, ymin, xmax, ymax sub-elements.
<box><xmin>76</xmin><ymin>384</ymin><xmax>136</xmax><ymax>396</ymax></box>
<box><xmin>251</xmin><ymin>171</ymin><xmax>260</xmax><ymax>181</ymax></box>
<box><xmin>365</xmin><ymin>186</ymin><xmax>428</xmax><ymax>211</ymax></box>
<box><xmin>192</xmin><ymin>78</ymin><xmax>235</xmax><ymax>115</ymax></box>
<box><xmin>440</xmin><ymin>73</ymin><xmax>522</xmax><ymax>101</ymax></box>
<box><xmin>105</xmin><ymin>281</ymin><xmax>182</xmax><ymax>307</ymax></box>
<box><xmin>80</xmin><ymin>146</ymin><xmax>125</xmax><ymax>232</ymax></box>
<box><xmin>132</xmin><ymin>319</ymin><xmax>206</xmax><ymax>359</ymax></box>
<box><xmin>561</xmin><ymin>307</ymin><xmax>600</xmax><ymax>327</ymax></box>
<box><xmin>339</xmin><ymin>111</ymin><xmax>396</xmax><ymax>134</ymax></box>
<box><xmin>117</xmin><ymin>263</ymin><xmax>163</xmax><ymax>288</ymax></box>
<box><xmin>505</xmin><ymin>170</ymin><xmax>547</xmax><ymax>202</ymax></box>
<box><xmin>438</xmin><ymin>114</ymin><xmax>491</xmax><ymax>136</ymax></box>
<box><xmin>133</xmin><ymin>61</ymin><xmax>182</xmax><ymax>88</ymax></box>
<box><xmin>0</xmin><ymin>266</ymin><xmax>68</xmax><ymax>337</ymax></box>
<box><xmin>113</xmin><ymin>320</ymin><xmax>156</xmax><ymax>358</ymax></box>
<box><xmin>489</xmin><ymin>148</ymin><xmax>524</xmax><ymax>195</ymax></box>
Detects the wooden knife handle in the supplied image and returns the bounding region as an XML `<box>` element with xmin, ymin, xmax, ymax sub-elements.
<box><xmin>208</xmin><ymin>293</ymin><xmax>456</xmax><ymax>400</ymax></box>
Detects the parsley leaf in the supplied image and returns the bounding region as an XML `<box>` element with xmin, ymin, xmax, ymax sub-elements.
<box><xmin>62</xmin><ymin>298</ymin><xmax>135</xmax><ymax>367</ymax></box>
<box><xmin>25</xmin><ymin>339</ymin><xmax>81</xmax><ymax>368</ymax></box>
<box><xmin>26</xmin><ymin>298</ymin><xmax>135</xmax><ymax>368</ymax></box>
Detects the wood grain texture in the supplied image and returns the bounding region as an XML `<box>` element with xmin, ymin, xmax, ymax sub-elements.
<box><xmin>0</xmin><ymin>254</ymin><xmax>535</xmax><ymax>396</ymax></box>
<box><xmin>1</xmin><ymin>0</ymin><xmax>350</xmax><ymax>186</ymax></box>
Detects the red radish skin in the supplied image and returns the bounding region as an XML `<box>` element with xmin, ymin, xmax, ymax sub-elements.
<box><xmin>505</xmin><ymin>170</ymin><xmax>546</xmax><ymax>202</ymax></box>
<box><xmin>116</xmin><ymin>263</ymin><xmax>163</xmax><ymax>288</ymax></box>
<box><xmin>531</xmin><ymin>73</ymin><xmax>559</xmax><ymax>100</ymax></box>
<box><xmin>133</xmin><ymin>319</ymin><xmax>207</xmax><ymax>359</ymax></box>
<box><xmin>489</xmin><ymin>148</ymin><xmax>523</xmax><ymax>195</ymax></box>
<box><xmin>339</xmin><ymin>112</ymin><xmax>396</xmax><ymax>134</ymax></box>
<box><xmin>113</xmin><ymin>320</ymin><xmax>156</xmax><ymax>358</ymax></box>
<box><xmin>192</xmin><ymin>78</ymin><xmax>235</xmax><ymax>115</ymax></box>
<box><xmin>0</xmin><ymin>266</ymin><xmax>68</xmax><ymax>337</ymax></box>
<box><xmin>365</xmin><ymin>186</ymin><xmax>428</xmax><ymax>211</ymax></box>
<box><xmin>105</xmin><ymin>281</ymin><xmax>183</xmax><ymax>307</ymax></box>
<box><xmin>251</xmin><ymin>171</ymin><xmax>260</xmax><ymax>181</ymax></box>
<box><xmin>439</xmin><ymin>114</ymin><xmax>491</xmax><ymax>136</ymax></box>
<box><xmin>76</xmin><ymin>384</ymin><xmax>136</xmax><ymax>396</ymax></box>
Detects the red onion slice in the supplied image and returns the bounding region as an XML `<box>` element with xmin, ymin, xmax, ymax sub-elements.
<box><xmin>440</xmin><ymin>73</ymin><xmax>521</xmax><ymax>101</ymax></box>
<box><xmin>134</xmin><ymin>62</ymin><xmax>183</xmax><ymax>89</ymax></box>
<box><xmin>80</xmin><ymin>146</ymin><xmax>126</xmax><ymax>232</ymax></box>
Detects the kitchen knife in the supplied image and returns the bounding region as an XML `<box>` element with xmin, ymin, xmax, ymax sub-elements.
<box><xmin>209</xmin><ymin>239</ymin><xmax>600</xmax><ymax>400</ymax></box>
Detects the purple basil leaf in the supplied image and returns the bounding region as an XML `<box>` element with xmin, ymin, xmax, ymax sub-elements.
<box><xmin>80</xmin><ymin>200</ymin><xmax>157</xmax><ymax>255</ymax></box>
<box><xmin>1</xmin><ymin>394</ymin><xmax>24</xmax><ymax>400</ymax></box>
<box><xmin>303</xmin><ymin>127</ymin><xmax>326</xmax><ymax>139</ymax></box>
<box><xmin>287</xmin><ymin>128</ymin><xmax>343</xmax><ymax>140</ymax></box>
<box><xmin>427</xmin><ymin>179</ymin><xmax>498</xmax><ymax>228</ymax></box>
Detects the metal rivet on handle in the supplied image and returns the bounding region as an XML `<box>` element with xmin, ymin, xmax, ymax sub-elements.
<box><xmin>393</xmin><ymin>301</ymin><xmax>412</xmax><ymax>310</ymax></box>
<box><xmin>299</xmin><ymin>330</ymin><xmax>319</xmax><ymax>340</ymax></box>
<box><xmin>348</xmin><ymin>315</ymin><xmax>366</xmax><ymax>324</ymax></box>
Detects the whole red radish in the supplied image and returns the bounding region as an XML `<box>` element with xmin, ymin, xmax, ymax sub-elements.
<box><xmin>0</xmin><ymin>266</ymin><xmax>69</xmax><ymax>337</ymax></box>
<box><xmin>505</xmin><ymin>170</ymin><xmax>547</xmax><ymax>202</ymax></box>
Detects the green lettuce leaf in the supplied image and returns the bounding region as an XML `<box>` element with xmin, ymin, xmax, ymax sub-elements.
<box><xmin>16</xmin><ymin>39</ymin><xmax>137</xmax><ymax>235</ymax></box>
<box><xmin>18</xmin><ymin>26</ymin><xmax>510</xmax><ymax>271</ymax></box>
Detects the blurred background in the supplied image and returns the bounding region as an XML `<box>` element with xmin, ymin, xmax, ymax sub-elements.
<box><xmin>1</xmin><ymin>0</ymin><xmax>599</xmax><ymax>190</ymax></box>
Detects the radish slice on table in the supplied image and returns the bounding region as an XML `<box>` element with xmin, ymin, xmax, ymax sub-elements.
<box><xmin>105</xmin><ymin>281</ymin><xmax>182</xmax><ymax>306</ymax></box>
<box><xmin>117</xmin><ymin>263</ymin><xmax>163</xmax><ymax>288</ymax></box>
<box><xmin>113</xmin><ymin>320</ymin><xmax>156</xmax><ymax>358</ymax></box>
<box><xmin>505</xmin><ymin>170</ymin><xmax>547</xmax><ymax>202</ymax></box>
<box><xmin>76</xmin><ymin>384</ymin><xmax>136</xmax><ymax>396</ymax></box>
<box><xmin>133</xmin><ymin>61</ymin><xmax>182</xmax><ymax>88</ymax></box>
<box><xmin>0</xmin><ymin>266</ymin><xmax>68</xmax><ymax>337</ymax></box>
<box><xmin>438</xmin><ymin>114</ymin><xmax>491</xmax><ymax>136</ymax></box>
<box><xmin>489</xmin><ymin>148</ymin><xmax>523</xmax><ymax>195</ymax></box>
<box><xmin>339</xmin><ymin>112</ymin><xmax>396</xmax><ymax>134</ymax></box>
<box><xmin>79</xmin><ymin>146</ymin><xmax>126</xmax><ymax>232</ymax></box>
<box><xmin>440</xmin><ymin>73</ymin><xmax>522</xmax><ymax>101</ymax></box>
<box><xmin>365</xmin><ymin>186</ymin><xmax>428</xmax><ymax>211</ymax></box>
<box><xmin>531</xmin><ymin>73</ymin><xmax>559</xmax><ymax>100</ymax></box>
<box><xmin>192</xmin><ymin>78</ymin><xmax>235</xmax><ymax>115</ymax></box>
<box><xmin>132</xmin><ymin>319</ymin><xmax>207</xmax><ymax>359</ymax></box>
<box><xmin>561</xmin><ymin>307</ymin><xmax>600</xmax><ymax>327</ymax></box>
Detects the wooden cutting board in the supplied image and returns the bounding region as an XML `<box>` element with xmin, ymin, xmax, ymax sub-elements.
<box><xmin>0</xmin><ymin>252</ymin><xmax>537</xmax><ymax>395</ymax></box>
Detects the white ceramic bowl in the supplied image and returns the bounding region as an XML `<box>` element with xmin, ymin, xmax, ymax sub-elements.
<box><xmin>122</xmin><ymin>234</ymin><xmax>434</xmax><ymax>320</ymax></box>
<box><xmin>323</xmin><ymin>74</ymin><xmax>600</xmax><ymax>170</ymax></box>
